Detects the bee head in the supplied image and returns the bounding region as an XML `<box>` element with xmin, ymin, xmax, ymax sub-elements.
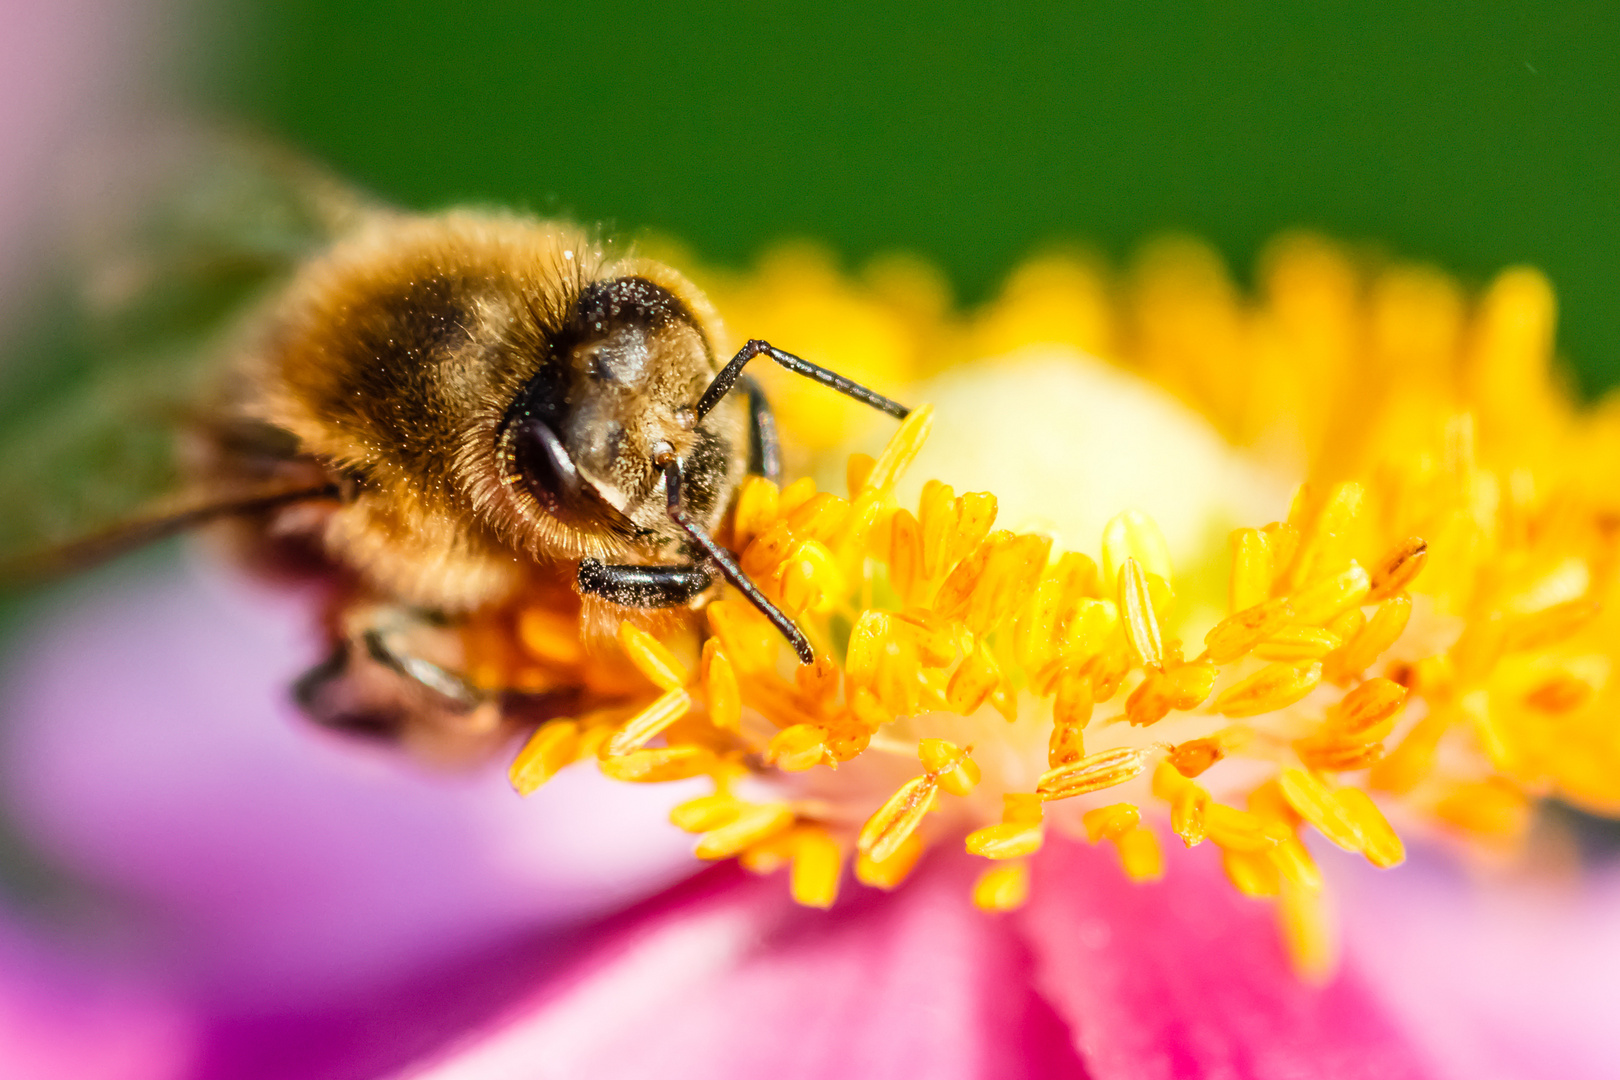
<box><xmin>499</xmin><ymin>275</ymin><xmax>743</xmax><ymax>547</ymax></box>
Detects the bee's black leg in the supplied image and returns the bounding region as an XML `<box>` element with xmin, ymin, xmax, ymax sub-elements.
<box><xmin>576</xmin><ymin>558</ymin><xmax>716</xmax><ymax>608</ymax></box>
<box><xmin>658</xmin><ymin>454</ymin><xmax>814</xmax><ymax>663</ymax></box>
<box><xmin>293</xmin><ymin>604</ymin><xmax>498</xmax><ymax>745</ymax></box>
<box><xmin>694</xmin><ymin>339</ymin><xmax>910</xmax><ymax>423</ymax></box>
<box><xmin>742</xmin><ymin>375</ymin><xmax>781</xmax><ymax>482</ymax></box>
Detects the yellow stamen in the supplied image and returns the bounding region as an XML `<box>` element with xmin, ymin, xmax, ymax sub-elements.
<box><xmin>1082</xmin><ymin>802</ymin><xmax>1141</xmax><ymax>842</ymax></box>
<box><xmin>605</xmin><ymin>687</ymin><xmax>692</xmax><ymax>755</ymax></box>
<box><xmin>855</xmin><ymin>831</ymin><xmax>925</xmax><ymax>890</ymax></box>
<box><xmin>695</xmin><ymin>803</ymin><xmax>796</xmax><ymax>860</ymax></box>
<box><xmin>1038</xmin><ymin>747</ymin><xmax>1148</xmax><ymax>801</ymax></box>
<box><xmin>1367</xmin><ymin>537</ymin><xmax>1428</xmax><ymax>600</ymax></box>
<box><xmin>598</xmin><ymin>745</ymin><xmax>716</xmax><ymax>783</ymax></box>
<box><xmin>509</xmin><ymin>720</ymin><xmax>579</xmax><ymax>795</ymax></box>
<box><xmin>790</xmin><ymin>826</ymin><xmax>844</xmax><ymax>908</ymax></box>
<box><xmin>1112</xmin><ymin>826</ymin><xmax>1164</xmax><ymax>881</ymax></box>
<box><xmin>858</xmin><ymin>776</ymin><xmax>939</xmax><ymax>862</ymax></box>
<box><xmin>1213</xmin><ymin>661</ymin><xmax>1323</xmax><ymax>717</ymax></box>
<box><xmin>972</xmin><ymin>862</ymin><xmax>1031</xmax><ymax>912</ymax></box>
<box><xmin>864</xmin><ymin>404</ymin><xmax>935</xmax><ymax>492</ymax></box>
<box><xmin>617</xmin><ymin>623</ymin><xmax>688</xmax><ymax>692</ymax></box>
<box><xmin>1205</xmin><ymin>597</ymin><xmax>1294</xmax><ymax>664</ymax></box>
<box><xmin>1277</xmin><ymin>767</ymin><xmax>1364</xmax><ymax>852</ymax></box>
<box><xmin>1118</xmin><ymin>557</ymin><xmax>1165</xmax><ymax>669</ymax></box>
<box><xmin>700</xmin><ymin>640</ymin><xmax>741</xmax><ymax>732</ymax></box>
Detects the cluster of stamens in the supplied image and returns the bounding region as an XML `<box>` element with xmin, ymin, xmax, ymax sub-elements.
<box><xmin>482</xmin><ymin>238</ymin><xmax>1620</xmax><ymax>980</ymax></box>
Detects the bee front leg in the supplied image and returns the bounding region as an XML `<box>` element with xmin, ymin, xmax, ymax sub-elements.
<box><xmin>576</xmin><ymin>559</ymin><xmax>717</xmax><ymax>608</ymax></box>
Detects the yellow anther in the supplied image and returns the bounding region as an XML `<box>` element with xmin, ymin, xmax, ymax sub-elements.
<box><xmin>1118</xmin><ymin>557</ymin><xmax>1165</xmax><ymax>669</ymax></box>
<box><xmin>946</xmin><ymin>639</ymin><xmax>1002</xmax><ymax>714</ymax></box>
<box><xmin>1277</xmin><ymin>767</ymin><xmax>1363</xmax><ymax>851</ymax></box>
<box><xmin>965</xmin><ymin>821</ymin><xmax>1044</xmax><ymax>859</ymax></box>
<box><xmin>1204</xmin><ymin>803</ymin><xmax>1275</xmax><ymax>853</ymax></box>
<box><xmin>1171</xmin><ymin>784</ymin><xmax>1209</xmax><ymax>848</ymax></box>
<box><xmin>1082</xmin><ymin>802</ymin><xmax>1141</xmax><ymax>842</ymax></box>
<box><xmin>766</xmin><ymin>724</ymin><xmax>831</xmax><ymax>772</ymax></box>
<box><xmin>695</xmin><ymin>803</ymin><xmax>795</xmax><ymax>860</ymax></box>
<box><xmin>1289</xmin><ymin>481</ymin><xmax>1366</xmax><ymax>590</ymax></box>
<box><xmin>598</xmin><ymin>745</ymin><xmax>716</xmax><ymax>783</ymax></box>
<box><xmin>843</xmin><ymin>611</ymin><xmax>891</xmax><ymax>688</ymax></box>
<box><xmin>516</xmin><ymin>607</ymin><xmax>586</xmax><ymax>666</ymax></box>
<box><xmin>777</xmin><ymin>476</ymin><xmax>818</xmax><ymax>517</ymax></box>
<box><xmin>1112</xmin><ymin>826</ymin><xmax>1164</xmax><ymax>881</ymax></box>
<box><xmin>855</xmin><ymin>831</ymin><xmax>925</xmax><ymax>890</ymax></box>
<box><xmin>845</xmin><ymin>453</ymin><xmax>877</xmax><ymax>498</ymax></box>
<box><xmin>669</xmin><ymin>792</ymin><xmax>744</xmax><ymax>833</ymax></box>
<box><xmin>865</xmin><ymin>403</ymin><xmax>935</xmax><ymax>492</ymax></box>
<box><xmin>1061</xmin><ymin>597</ymin><xmax>1119</xmax><ymax>663</ymax></box>
<box><xmin>949</xmin><ymin>492</ymin><xmax>1000</xmax><ymax>569</ymax></box>
<box><xmin>1205</xmin><ymin>597</ymin><xmax>1295</xmax><ymax>664</ymax></box>
<box><xmin>1367</xmin><ymin>536</ymin><xmax>1428</xmax><ymax>600</ymax></box>
<box><xmin>1326</xmin><ymin>677</ymin><xmax>1408</xmax><ymax>737</ymax></box>
<box><xmin>1222</xmin><ymin>848</ymin><xmax>1280</xmax><ymax>897</ymax></box>
<box><xmin>509</xmin><ymin>720</ymin><xmax>579</xmax><ymax>795</ymax></box>
<box><xmin>1253</xmin><ymin>626</ymin><xmax>1343</xmax><ymax>662</ymax></box>
<box><xmin>731</xmin><ymin>475</ymin><xmax>780</xmax><ymax>553</ymax></box>
<box><xmin>857</xmin><ymin>775</ymin><xmax>939</xmax><ymax>862</ymax></box>
<box><xmin>1294</xmin><ymin>733</ymin><xmax>1386</xmax><ymax>773</ymax></box>
<box><xmin>616</xmin><ymin>622</ymin><xmax>688</xmax><ymax>691</ymax></box>
<box><xmin>916</xmin><ymin>480</ymin><xmax>958</xmax><ymax>581</ymax></box>
<box><xmin>887</xmin><ymin>508</ymin><xmax>922</xmax><ymax>605</ymax></box>
<box><xmin>779</xmin><ymin>538</ymin><xmax>842</xmax><ymax>615</ymax></box>
<box><xmin>1270</xmin><ymin>836</ymin><xmax>1323</xmax><ymax>891</ymax></box>
<box><xmin>605</xmin><ymin>687</ymin><xmax>693</xmax><ymax>756</ymax></box>
<box><xmin>1328</xmin><ymin>596</ymin><xmax>1412</xmax><ymax>680</ymax></box>
<box><xmin>700</xmin><ymin>640</ymin><xmax>741</xmax><ymax>732</ymax></box>
<box><xmin>1103</xmin><ymin>509</ymin><xmax>1174</xmax><ymax>589</ymax></box>
<box><xmin>1280</xmin><ymin>877</ymin><xmax>1334</xmax><ymax>984</ymax></box>
<box><xmin>1213</xmin><ymin>661</ymin><xmax>1323</xmax><ymax>718</ymax></box>
<box><xmin>790</xmin><ymin>827</ymin><xmax>843</xmax><ymax>908</ymax></box>
<box><xmin>1288</xmin><ymin>562</ymin><xmax>1371</xmax><ymax>626</ymax></box>
<box><xmin>740</xmin><ymin>520</ymin><xmax>797</xmax><ymax>579</ymax></box>
<box><xmin>1037</xmin><ymin>746</ymin><xmax>1148</xmax><ymax>801</ymax></box>
<box><xmin>1335</xmin><ymin>788</ymin><xmax>1405</xmax><ymax>868</ymax></box>
<box><xmin>1228</xmin><ymin>527</ymin><xmax>1273</xmax><ymax>613</ymax></box>
<box><xmin>972</xmin><ymin>862</ymin><xmax>1031</xmax><ymax>912</ymax></box>
<box><xmin>785</xmin><ymin>491</ymin><xmax>853</xmax><ymax>545</ymax></box>
<box><xmin>918</xmin><ymin>738</ymin><xmax>980</xmax><ymax>796</ymax></box>
<box><xmin>1167</xmin><ymin>737</ymin><xmax>1225</xmax><ymax>778</ymax></box>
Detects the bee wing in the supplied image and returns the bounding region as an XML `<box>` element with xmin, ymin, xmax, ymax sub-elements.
<box><xmin>0</xmin><ymin>130</ymin><xmax>383</xmax><ymax>582</ymax></box>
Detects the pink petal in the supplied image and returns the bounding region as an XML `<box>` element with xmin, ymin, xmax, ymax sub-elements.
<box><xmin>1332</xmin><ymin>844</ymin><xmax>1620</xmax><ymax>1080</ymax></box>
<box><xmin>407</xmin><ymin>853</ymin><xmax>1087</xmax><ymax>1080</ymax></box>
<box><xmin>0</xmin><ymin>559</ymin><xmax>698</xmax><ymax>1004</ymax></box>
<box><xmin>0</xmin><ymin>919</ymin><xmax>193</xmax><ymax>1080</ymax></box>
<box><xmin>1017</xmin><ymin>834</ymin><xmax>1435</xmax><ymax>1080</ymax></box>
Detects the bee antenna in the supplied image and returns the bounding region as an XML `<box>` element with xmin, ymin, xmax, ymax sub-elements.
<box><xmin>658</xmin><ymin>454</ymin><xmax>814</xmax><ymax>665</ymax></box>
<box><xmin>693</xmin><ymin>340</ymin><xmax>910</xmax><ymax>423</ymax></box>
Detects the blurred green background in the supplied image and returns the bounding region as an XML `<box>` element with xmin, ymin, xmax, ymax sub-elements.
<box><xmin>207</xmin><ymin>1</ymin><xmax>1620</xmax><ymax>391</ymax></box>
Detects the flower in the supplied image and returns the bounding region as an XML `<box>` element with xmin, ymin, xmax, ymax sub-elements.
<box><xmin>5</xmin><ymin>234</ymin><xmax>1620</xmax><ymax>1078</ymax></box>
<box><xmin>495</xmin><ymin>233</ymin><xmax>1620</xmax><ymax>980</ymax></box>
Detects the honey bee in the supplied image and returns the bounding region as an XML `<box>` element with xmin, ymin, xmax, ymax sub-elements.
<box><xmin>0</xmin><ymin>140</ymin><xmax>906</xmax><ymax>753</ymax></box>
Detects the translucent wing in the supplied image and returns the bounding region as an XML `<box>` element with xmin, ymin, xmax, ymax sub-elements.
<box><xmin>0</xmin><ymin>130</ymin><xmax>381</xmax><ymax>581</ymax></box>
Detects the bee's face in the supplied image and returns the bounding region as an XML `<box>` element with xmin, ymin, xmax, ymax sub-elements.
<box><xmin>499</xmin><ymin>275</ymin><xmax>741</xmax><ymax>546</ymax></box>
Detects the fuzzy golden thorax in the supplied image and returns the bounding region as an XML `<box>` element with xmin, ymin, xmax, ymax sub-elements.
<box><xmin>249</xmin><ymin>211</ymin><xmax>746</xmax><ymax>612</ymax></box>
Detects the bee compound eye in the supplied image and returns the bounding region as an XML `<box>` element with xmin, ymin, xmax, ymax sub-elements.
<box><xmin>512</xmin><ymin>415</ymin><xmax>584</xmax><ymax>515</ymax></box>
